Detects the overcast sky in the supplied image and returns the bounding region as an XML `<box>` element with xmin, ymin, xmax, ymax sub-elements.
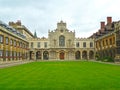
<box><xmin>0</xmin><ymin>0</ymin><xmax>120</xmax><ymax>38</ymax></box>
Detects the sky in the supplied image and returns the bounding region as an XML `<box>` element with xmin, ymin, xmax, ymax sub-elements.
<box><xmin>0</xmin><ymin>0</ymin><xmax>120</xmax><ymax>38</ymax></box>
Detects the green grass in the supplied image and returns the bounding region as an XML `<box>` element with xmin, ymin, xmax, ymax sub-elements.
<box><xmin>0</xmin><ymin>61</ymin><xmax>120</xmax><ymax>90</ymax></box>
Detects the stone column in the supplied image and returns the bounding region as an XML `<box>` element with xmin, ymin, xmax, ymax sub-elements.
<box><xmin>41</xmin><ymin>50</ymin><xmax>43</xmax><ymax>60</ymax></box>
<box><xmin>81</xmin><ymin>51</ymin><xmax>82</xmax><ymax>60</ymax></box>
<box><xmin>57</xmin><ymin>51</ymin><xmax>59</xmax><ymax>60</ymax></box>
<box><xmin>87</xmin><ymin>51</ymin><xmax>89</xmax><ymax>60</ymax></box>
<box><xmin>34</xmin><ymin>51</ymin><xmax>36</xmax><ymax>60</ymax></box>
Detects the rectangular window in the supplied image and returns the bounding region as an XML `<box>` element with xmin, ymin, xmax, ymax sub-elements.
<box><xmin>109</xmin><ymin>38</ymin><xmax>112</xmax><ymax>45</ymax></box>
<box><xmin>17</xmin><ymin>41</ymin><xmax>19</xmax><ymax>47</ymax></box>
<box><xmin>99</xmin><ymin>42</ymin><xmax>101</xmax><ymax>47</ymax></box>
<box><xmin>6</xmin><ymin>51</ymin><xmax>9</xmax><ymax>57</ymax></box>
<box><xmin>14</xmin><ymin>52</ymin><xmax>16</xmax><ymax>57</ymax></box>
<box><xmin>83</xmin><ymin>42</ymin><xmax>86</xmax><ymax>47</ymax></box>
<box><xmin>31</xmin><ymin>42</ymin><xmax>33</xmax><ymax>48</ymax></box>
<box><xmin>76</xmin><ymin>42</ymin><xmax>79</xmax><ymax>47</ymax></box>
<box><xmin>0</xmin><ymin>35</ymin><xmax>3</xmax><ymax>43</ymax></box>
<box><xmin>10</xmin><ymin>39</ymin><xmax>13</xmax><ymax>45</ymax></box>
<box><xmin>37</xmin><ymin>42</ymin><xmax>40</xmax><ymax>48</ymax></box>
<box><xmin>6</xmin><ymin>37</ymin><xmax>9</xmax><ymax>45</ymax></box>
<box><xmin>20</xmin><ymin>42</ymin><xmax>22</xmax><ymax>48</ymax></box>
<box><xmin>44</xmin><ymin>42</ymin><xmax>47</xmax><ymax>48</ymax></box>
<box><xmin>0</xmin><ymin>50</ymin><xmax>3</xmax><ymax>57</ymax></box>
<box><xmin>10</xmin><ymin>51</ymin><xmax>12</xmax><ymax>57</ymax></box>
<box><xmin>106</xmin><ymin>40</ymin><xmax>108</xmax><ymax>45</ymax></box>
<box><xmin>103</xmin><ymin>40</ymin><xmax>104</xmax><ymax>46</ymax></box>
<box><xmin>90</xmin><ymin>42</ymin><xmax>93</xmax><ymax>47</ymax></box>
<box><xmin>22</xmin><ymin>43</ymin><xmax>25</xmax><ymax>48</ymax></box>
<box><xmin>14</xmin><ymin>40</ymin><xmax>16</xmax><ymax>46</ymax></box>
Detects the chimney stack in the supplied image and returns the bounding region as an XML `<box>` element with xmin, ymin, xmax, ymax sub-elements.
<box><xmin>107</xmin><ymin>17</ymin><xmax>112</xmax><ymax>24</ymax></box>
<box><xmin>16</xmin><ymin>20</ymin><xmax>21</xmax><ymax>26</ymax></box>
<box><xmin>100</xmin><ymin>22</ymin><xmax>105</xmax><ymax>29</ymax></box>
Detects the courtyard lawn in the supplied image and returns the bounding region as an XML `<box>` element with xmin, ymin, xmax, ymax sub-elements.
<box><xmin>0</xmin><ymin>61</ymin><xmax>120</xmax><ymax>90</ymax></box>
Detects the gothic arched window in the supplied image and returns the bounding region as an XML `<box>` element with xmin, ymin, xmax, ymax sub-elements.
<box><xmin>59</xmin><ymin>35</ymin><xmax>65</xmax><ymax>46</ymax></box>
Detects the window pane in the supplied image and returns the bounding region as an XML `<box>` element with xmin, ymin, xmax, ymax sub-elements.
<box><xmin>37</xmin><ymin>42</ymin><xmax>40</xmax><ymax>48</ymax></box>
<box><xmin>44</xmin><ymin>42</ymin><xmax>47</xmax><ymax>48</ymax></box>
<box><xmin>31</xmin><ymin>42</ymin><xmax>33</xmax><ymax>48</ymax></box>
<box><xmin>83</xmin><ymin>42</ymin><xmax>86</xmax><ymax>47</ymax></box>
<box><xmin>90</xmin><ymin>42</ymin><xmax>93</xmax><ymax>47</ymax></box>
<box><xmin>6</xmin><ymin>37</ymin><xmax>9</xmax><ymax>44</ymax></box>
<box><xmin>59</xmin><ymin>35</ymin><xmax>65</xmax><ymax>46</ymax></box>
<box><xmin>76</xmin><ymin>42</ymin><xmax>79</xmax><ymax>47</ymax></box>
<box><xmin>0</xmin><ymin>35</ymin><xmax>3</xmax><ymax>43</ymax></box>
<box><xmin>0</xmin><ymin>50</ymin><xmax>3</xmax><ymax>57</ymax></box>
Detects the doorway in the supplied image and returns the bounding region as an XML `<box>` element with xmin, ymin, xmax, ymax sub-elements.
<box><xmin>59</xmin><ymin>52</ymin><xmax>65</xmax><ymax>60</ymax></box>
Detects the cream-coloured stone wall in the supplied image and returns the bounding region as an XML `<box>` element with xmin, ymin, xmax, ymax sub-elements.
<box><xmin>28</xmin><ymin>38</ymin><xmax>49</xmax><ymax>49</ymax></box>
<box><xmin>27</xmin><ymin>21</ymin><xmax>95</xmax><ymax>60</ymax></box>
<box><xmin>75</xmin><ymin>38</ymin><xmax>94</xmax><ymax>48</ymax></box>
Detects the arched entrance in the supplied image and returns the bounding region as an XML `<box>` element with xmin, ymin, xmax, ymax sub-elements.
<box><xmin>43</xmin><ymin>51</ymin><xmax>49</xmax><ymax>60</ymax></box>
<box><xmin>30</xmin><ymin>51</ymin><xmax>34</xmax><ymax>60</ymax></box>
<box><xmin>75</xmin><ymin>51</ymin><xmax>80</xmax><ymax>60</ymax></box>
<box><xmin>82</xmin><ymin>51</ymin><xmax>87</xmax><ymax>59</ymax></box>
<box><xmin>59</xmin><ymin>52</ymin><xmax>65</xmax><ymax>60</ymax></box>
<box><xmin>36</xmin><ymin>51</ymin><xmax>41</xmax><ymax>60</ymax></box>
<box><xmin>89</xmin><ymin>51</ymin><xmax>94</xmax><ymax>59</ymax></box>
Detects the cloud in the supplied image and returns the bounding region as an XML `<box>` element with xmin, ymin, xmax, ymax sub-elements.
<box><xmin>0</xmin><ymin>0</ymin><xmax>120</xmax><ymax>37</ymax></box>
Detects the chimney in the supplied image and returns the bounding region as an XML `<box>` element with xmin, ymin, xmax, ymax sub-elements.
<box><xmin>16</xmin><ymin>20</ymin><xmax>21</xmax><ymax>26</ymax></box>
<box><xmin>107</xmin><ymin>17</ymin><xmax>112</xmax><ymax>24</ymax></box>
<box><xmin>9</xmin><ymin>22</ymin><xmax>14</xmax><ymax>26</ymax></box>
<box><xmin>100</xmin><ymin>22</ymin><xmax>105</xmax><ymax>29</ymax></box>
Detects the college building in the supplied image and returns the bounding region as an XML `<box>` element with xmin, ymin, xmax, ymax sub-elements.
<box><xmin>28</xmin><ymin>21</ymin><xmax>95</xmax><ymax>60</ymax></box>
<box><xmin>90</xmin><ymin>17</ymin><xmax>120</xmax><ymax>62</ymax></box>
<box><xmin>0</xmin><ymin>17</ymin><xmax>120</xmax><ymax>62</ymax></box>
<box><xmin>0</xmin><ymin>20</ymin><xmax>30</xmax><ymax>62</ymax></box>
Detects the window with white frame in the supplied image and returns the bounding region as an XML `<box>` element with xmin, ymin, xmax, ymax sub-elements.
<box><xmin>6</xmin><ymin>37</ymin><xmax>9</xmax><ymax>45</ymax></box>
<box><xmin>10</xmin><ymin>39</ymin><xmax>13</xmax><ymax>45</ymax></box>
<box><xmin>83</xmin><ymin>42</ymin><xmax>86</xmax><ymax>48</ymax></box>
<box><xmin>14</xmin><ymin>40</ymin><xmax>16</xmax><ymax>46</ymax></box>
<box><xmin>90</xmin><ymin>42</ymin><xmax>93</xmax><ymax>47</ymax></box>
<box><xmin>0</xmin><ymin>50</ymin><xmax>3</xmax><ymax>57</ymax></box>
<box><xmin>44</xmin><ymin>42</ymin><xmax>47</xmax><ymax>48</ymax></box>
<box><xmin>6</xmin><ymin>51</ymin><xmax>9</xmax><ymax>57</ymax></box>
<box><xmin>37</xmin><ymin>42</ymin><xmax>40</xmax><ymax>48</ymax></box>
<box><xmin>31</xmin><ymin>42</ymin><xmax>33</xmax><ymax>48</ymax></box>
<box><xmin>14</xmin><ymin>52</ymin><xmax>16</xmax><ymax>56</ymax></box>
<box><xmin>0</xmin><ymin>35</ymin><xmax>3</xmax><ymax>43</ymax></box>
<box><xmin>76</xmin><ymin>42</ymin><xmax>79</xmax><ymax>47</ymax></box>
<box><xmin>10</xmin><ymin>51</ymin><xmax>12</xmax><ymax>57</ymax></box>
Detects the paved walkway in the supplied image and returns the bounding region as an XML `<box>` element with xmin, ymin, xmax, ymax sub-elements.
<box><xmin>89</xmin><ymin>60</ymin><xmax>120</xmax><ymax>65</ymax></box>
<box><xmin>0</xmin><ymin>60</ymin><xmax>34</xmax><ymax>69</ymax></box>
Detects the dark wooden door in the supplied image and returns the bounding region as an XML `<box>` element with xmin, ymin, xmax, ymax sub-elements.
<box><xmin>60</xmin><ymin>52</ymin><xmax>64</xmax><ymax>60</ymax></box>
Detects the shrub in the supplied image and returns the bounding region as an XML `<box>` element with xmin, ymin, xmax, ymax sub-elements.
<box><xmin>102</xmin><ymin>56</ymin><xmax>114</xmax><ymax>62</ymax></box>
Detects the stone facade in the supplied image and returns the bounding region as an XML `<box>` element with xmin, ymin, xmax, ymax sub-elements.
<box><xmin>28</xmin><ymin>21</ymin><xmax>95</xmax><ymax>60</ymax></box>
<box><xmin>90</xmin><ymin>17</ymin><xmax>120</xmax><ymax>62</ymax></box>
<box><xmin>0</xmin><ymin>20</ymin><xmax>29</xmax><ymax>62</ymax></box>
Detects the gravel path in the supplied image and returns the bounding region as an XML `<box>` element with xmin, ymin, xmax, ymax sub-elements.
<box><xmin>0</xmin><ymin>60</ymin><xmax>34</xmax><ymax>69</ymax></box>
<box><xmin>0</xmin><ymin>60</ymin><xmax>119</xmax><ymax>69</ymax></box>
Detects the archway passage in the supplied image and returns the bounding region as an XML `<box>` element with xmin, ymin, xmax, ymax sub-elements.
<box><xmin>36</xmin><ymin>51</ymin><xmax>41</xmax><ymax>59</ymax></box>
<box><xmin>89</xmin><ymin>51</ymin><xmax>94</xmax><ymax>59</ymax></box>
<box><xmin>30</xmin><ymin>51</ymin><xmax>34</xmax><ymax>60</ymax></box>
<box><xmin>59</xmin><ymin>52</ymin><xmax>65</xmax><ymax>60</ymax></box>
<box><xmin>75</xmin><ymin>51</ymin><xmax>80</xmax><ymax>59</ymax></box>
<box><xmin>43</xmin><ymin>51</ymin><xmax>49</xmax><ymax>60</ymax></box>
